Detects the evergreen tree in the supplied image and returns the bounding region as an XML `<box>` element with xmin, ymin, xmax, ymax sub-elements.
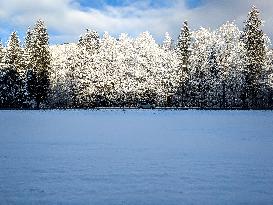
<box><xmin>242</xmin><ymin>6</ymin><xmax>266</xmax><ymax>108</ymax></box>
<box><xmin>4</xmin><ymin>32</ymin><xmax>24</xmax><ymax>72</ymax></box>
<box><xmin>206</xmin><ymin>45</ymin><xmax>221</xmax><ymax>107</ymax></box>
<box><xmin>1</xmin><ymin>32</ymin><xmax>26</xmax><ymax>107</ymax></box>
<box><xmin>50</xmin><ymin>43</ymin><xmax>78</xmax><ymax>108</ymax></box>
<box><xmin>17</xmin><ymin>28</ymin><xmax>34</xmax><ymax>107</ymax></box>
<box><xmin>0</xmin><ymin>68</ymin><xmax>24</xmax><ymax>108</ymax></box>
<box><xmin>26</xmin><ymin>69</ymin><xmax>38</xmax><ymax>107</ymax></box>
<box><xmin>27</xmin><ymin>20</ymin><xmax>51</xmax><ymax>108</ymax></box>
<box><xmin>176</xmin><ymin>21</ymin><xmax>191</xmax><ymax>107</ymax></box>
<box><xmin>22</xmin><ymin>27</ymin><xmax>33</xmax><ymax>70</ymax></box>
<box><xmin>216</xmin><ymin>22</ymin><xmax>246</xmax><ymax>108</ymax></box>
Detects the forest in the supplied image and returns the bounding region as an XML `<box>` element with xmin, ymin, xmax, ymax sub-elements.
<box><xmin>0</xmin><ymin>6</ymin><xmax>273</xmax><ymax>109</ymax></box>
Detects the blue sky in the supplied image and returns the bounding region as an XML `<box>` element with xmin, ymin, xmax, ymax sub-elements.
<box><xmin>79</xmin><ymin>0</ymin><xmax>201</xmax><ymax>8</ymax></box>
<box><xmin>77</xmin><ymin>0</ymin><xmax>202</xmax><ymax>9</ymax></box>
<box><xmin>0</xmin><ymin>0</ymin><xmax>272</xmax><ymax>45</ymax></box>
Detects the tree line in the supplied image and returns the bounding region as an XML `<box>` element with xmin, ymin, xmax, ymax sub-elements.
<box><xmin>0</xmin><ymin>6</ymin><xmax>273</xmax><ymax>109</ymax></box>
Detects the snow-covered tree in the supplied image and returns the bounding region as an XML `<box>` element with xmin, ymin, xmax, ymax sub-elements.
<box><xmin>162</xmin><ymin>32</ymin><xmax>173</xmax><ymax>51</ymax></box>
<box><xmin>176</xmin><ymin>21</ymin><xmax>191</xmax><ymax>106</ymax></box>
<box><xmin>216</xmin><ymin>22</ymin><xmax>246</xmax><ymax>108</ymax></box>
<box><xmin>27</xmin><ymin>20</ymin><xmax>51</xmax><ymax>108</ymax></box>
<box><xmin>189</xmin><ymin>22</ymin><xmax>247</xmax><ymax>108</ymax></box>
<box><xmin>4</xmin><ymin>32</ymin><xmax>24</xmax><ymax>73</ymax></box>
<box><xmin>0</xmin><ymin>32</ymin><xmax>26</xmax><ymax>107</ymax></box>
<box><xmin>78</xmin><ymin>29</ymin><xmax>100</xmax><ymax>54</ymax></box>
<box><xmin>242</xmin><ymin>6</ymin><xmax>267</xmax><ymax>108</ymax></box>
<box><xmin>22</xmin><ymin>28</ymin><xmax>33</xmax><ymax>71</ymax></box>
<box><xmin>0</xmin><ymin>41</ymin><xmax>4</xmax><ymax>64</ymax></box>
<box><xmin>187</xmin><ymin>27</ymin><xmax>212</xmax><ymax>107</ymax></box>
<box><xmin>50</xmin><ymin>43</ymin><xmax>78</xmax><ymax>107</ymax></box>
<box><xmin>0</xmin><ymin>68</ymin><xmax>24</xmax><ymax>108</ymax></box>
<box><xmin>1</xmin><ymin>8</ymin><xmax>272</xmax><ymax>109</ymax></box>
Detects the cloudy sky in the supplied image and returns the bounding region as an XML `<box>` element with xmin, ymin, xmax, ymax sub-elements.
<box><xmin>0</xmin><ymin>0</ymin><xmax>273</xmax><ymax>45</ymax></box>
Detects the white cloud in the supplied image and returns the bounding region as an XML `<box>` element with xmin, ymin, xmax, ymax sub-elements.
<box><xmin>187</xmin><ymin>0</ymin><xmax>273</xmax><ymax>39</ymax></box>
<box><xmin>0</xmin><ymin>0</ymin><xmax>272</xmax><ymax>44</ymax></box>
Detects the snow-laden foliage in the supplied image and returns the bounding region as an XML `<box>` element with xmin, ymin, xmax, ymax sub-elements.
<box><xmin>0</xmin><ymin>7</ymin><xmax>273</xmax><ymax>109</ymax></box>
<box><xmin>162</xmin><ymin>32</ymin><xmax>173</xmax><ymax>51</ymax></box>
<box><xmin>3</xmin><ymin>32</ymin><xmax>24</xmax><ymax>73</ymax></box>
<box><xmin>241</xmin><ymin>6</ymin><xmax>271</xmax><ymax>108</ymax></box>
<box><xmin>27</xmin><ymin>20</ymin><xmax>51</xmax><ymax>108</ymax></box>
<box><xmin>188</xmin><ymin>23</ymin><xmax>247</xmax><ymax>108</ymax></box>
<box><xmin>49</xmin><ymin>31</ymin><xmax>179</xmax><ymax>107</ymax></box>
<box><xmin>175</xmin><ymin>21</ymin><xmax>192</xmax><ymax>107</ymax></box>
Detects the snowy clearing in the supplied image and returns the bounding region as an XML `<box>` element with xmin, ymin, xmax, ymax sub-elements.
<box><xmin>0</xmin><ymin>110</ymin><xmax>273</xmax><ymax>205</ymax></box>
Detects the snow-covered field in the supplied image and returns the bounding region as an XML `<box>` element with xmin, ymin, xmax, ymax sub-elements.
<box><xmin>1</xmin><ymin>110</ymin><xmax>273</xmax><ymax>205</ymax></box>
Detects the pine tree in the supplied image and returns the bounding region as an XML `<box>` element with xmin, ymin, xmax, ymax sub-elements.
<box><xmin>22</xmin><ymin>27</ymin><xmax>33</xmax><ymax>70</ymax></box>
<box><xmin>161</xmin><ymin>33</ymin><xmax>178</xmax><ymax>106</ymax></box>
<box><xmin>177</xmin><ymin>21</ymin><xmax>191</xmax><ymax>77</ymax></box>
<box><xmin>27</xmin><ymin>20</ymin><xmax>51</xmax><ymax>108</ymax></box>
<box><xmin>1</xmin><ymin>32</ymin><xmax>26</xmax><ymax>107</ymax></box>
<box><xmin>4</xmin><ymin>32</ymin><xmax>24</xmax><ymax>72</ymax></box>
<box><xmin>26</xmin><ymin>69</ymin><xmax>38</xmax><ymax>107</ymax></box>
<box><xmin>16</xmin><ymin>28</ymin><xmax>34</xmax><ymax>108</ymax></box>
<box><xmin>176</xmin><ymin>21</ymin><xmax>191</xmax><ymax>107</ymax></box>
<box><xmin>0</xmin><ymin>68</ymin><xmax>24</xmax><ymax>108</ymax></box>
<box><xmin>206</xmin><ymin>44</ymin><xmax>221</xmax><ymax>107</ymax></box>
<box><xmin>242</xmin><ymin>6</ymin><xmax>266</xmax><ymax>108</ymax></box>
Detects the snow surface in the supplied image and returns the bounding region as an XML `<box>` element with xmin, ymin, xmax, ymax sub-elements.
<box><xmin>0</xmin><ymin>110</ymin><xmax>273</xmax><ymax>205</ymax></box>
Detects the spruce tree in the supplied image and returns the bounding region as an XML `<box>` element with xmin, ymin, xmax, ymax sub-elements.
<box><xmin>0</xmin><ymin>68</ymin><xmax>24</xmax><ymax>108</ymax></box>
<box><xmin>4</xmin><ymin>32</ymin><xmax>24</xmax><ymax>72</ymax></box>
<box><xmin>27</xmin><ymin>20</ymin><xmax>51</xmax><ymax>108</ymax></box>
<box><xmin>16</xmin><ymin>28</ymin><xmax>34</xmax><ymax>108</ymax></box>
<box><xmin>1</xmin><ymin>32</ymin><xmax>25</xmax><ymax>107</ymax></box>
<box><xmin>22</xmin><ymin>28</ymin><xmax>32</xmax><ymax>69</ymax></box>
<box><xmin>242</xmin><ymin>6</ymin><xmax>266</xmax><ymax>108</ymax></box>
<box><xmin>206</xmin><ymin>45</ymin><xmax>221</xmax><ymax>107</ymax></box>
<box><xmin>26</xmin><ymin>69</ymin><xmax>38</xmax><ymax>107</ymax></box>
<box><xmin>176</xmin><ymin>21</ymin><xmax>191</xmax><ymax>107</ymax></box>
